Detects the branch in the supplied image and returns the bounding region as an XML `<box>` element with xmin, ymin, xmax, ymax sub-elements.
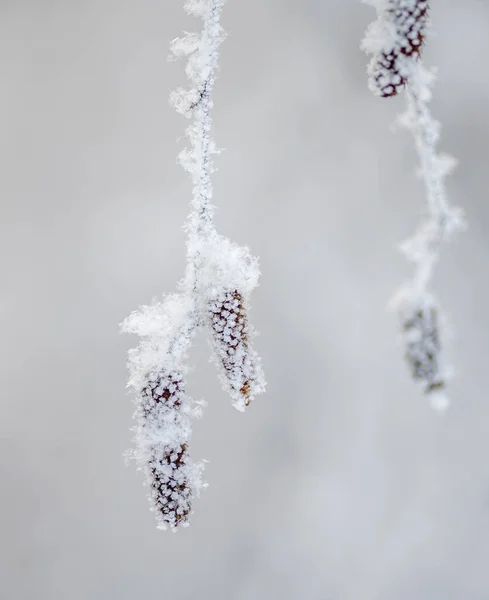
<box><xmin>362</xmin><ymin>1</ymin><xmax>465</xmax><ymax>408</ymax></box>
<box><xmin>121</xmin><ymin>0</ymin><xmax>265</xmax><ymax>530</ymax></box>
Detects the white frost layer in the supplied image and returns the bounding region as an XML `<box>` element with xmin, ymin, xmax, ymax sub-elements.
<box><xmin>121</xmin><ymin>0</ymin><xmax>265</xmax><ymax>530</ymax></box>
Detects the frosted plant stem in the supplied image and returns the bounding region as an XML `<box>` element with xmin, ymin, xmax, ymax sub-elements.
<box><xmin>399</xmin><ymin>62</ymin><xmax>465</xmax><ymax>299</ymax></box>
<box><xmin>403</xmin><ymin>65</ymin><xmax>462</xmax><ymax>297</ymax></box>
<box><xmin>181</xmin><ymin>5</ymin><xmax>221</xmax><ymax>294</ymax></box>
<box><xmin>170</xmin><ymin>0</ymin><xmax>265</xmax><ymax>412</ymax></box>
<box><xmin>121</xmin><ymin>0</ymin><xmax>265</xmax><ymax>530</ymax></box>
<box><xmin>169</xmin><ymin>0</ymin><xmax>228</xmax><ymax>323</ymax></box>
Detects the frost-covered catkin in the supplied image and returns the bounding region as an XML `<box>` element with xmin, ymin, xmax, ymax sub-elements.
<box><xmin>363</xmin><ymin>0</ymin><xmax>429</xmax><ymax>97</ymax></box>
<box><xmin>392</xmin><ymin>67</ymin><xmax>464</xmax><ymax>407</ymax></box>
<box><xmin>209</xmin><ymin>290</ymin><xmax>263</xmax><ymax>411</ymax></box>
<box><xmin>201</xmin><ymin>236</ymin><xmax>265</xmax><ymax>411</ymax></box>
<box><xmin>122</xmin><ymin>296</ymin><xmax>204</xmax><ymax>531</ymax></box>
<box><xmin>399</xmin><ymin>297</ymin><xmax>444</xmax><ymax>393</ymax></box>
<box><xmin>121</xmin><ymin>0</ymin><xmax>264</xmax><ymax>530</ymax></box>
<box><xmin>139</xmin><ymin>372</ymin><xmax>192</xmax><ymax>529</ymax></box>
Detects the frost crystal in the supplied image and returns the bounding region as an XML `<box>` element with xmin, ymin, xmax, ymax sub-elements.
<box><xmin>121</xmin><ymin>0</ymin><xmax>265</xmax><ymax>530</ymax></box>
<box><xmin>138</xmin><ymin>372</ymin><xmax>196</xmax><ymax>529</ymax></box>
<box><xmin>362</xmin><ymin>2</ymin><xmax>465</xmax><ymax>406</ymax></box>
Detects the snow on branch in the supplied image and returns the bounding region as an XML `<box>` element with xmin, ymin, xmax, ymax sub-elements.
<box><xmin>121</xmin><ymin>0</ymin><xmax>265</xmax><ymax>530</ymax></box>
<box><xmin>362</xmin><ymin>1</ymin><xmax>465</xmax><ymax>409</ymax></box>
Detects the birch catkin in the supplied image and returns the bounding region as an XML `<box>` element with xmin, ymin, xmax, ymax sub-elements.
<box><xmin>366</xmin><ymin>0</ymin><xmax>429</xmax><ymax>97</ymax></box>
<box><xmin>122</xmin><ymin>0</ymin><xmax>265</xmax><ymax>530</ymax></box>
<box><xmin>400</xmin><ymin>300</ymin><xmax>444</xmax><ymax>394</ymax></box>
<box><xmin>209</xmin><ymin>290</ymin><xmax>263</xmax><ymax>410</ymax></box>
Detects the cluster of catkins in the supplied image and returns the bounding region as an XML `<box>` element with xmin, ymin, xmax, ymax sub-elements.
<box><xmin>123</xmin><ymin>260</ymin><xmax>264</xmax><ymax>530</ymax></box>
<box><xmin>122</xmin><ymin>0</ymin><xmax>265</xmax><ymax>531</ymax></box>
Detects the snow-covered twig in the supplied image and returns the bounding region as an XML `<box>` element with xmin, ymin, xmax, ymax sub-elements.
<box><xmin>398</xmin><ymin>66</ymin><xmax>464</xmax><ymax>293</ymax></box>
<box><xmin>362</xmin><ymin>1</ymin><xmax>465</xmax><ymax>408</ymax></box>
<box><xmin>121</xmin><ymin>0</ymin><xmax>265</xmax><ymax>530</ymax></box>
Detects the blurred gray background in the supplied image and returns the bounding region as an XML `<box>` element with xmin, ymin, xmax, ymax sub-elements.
<box><xmin>1</xmin><ymin>1</ymin><xmax>489</xmax><ymax>599</ymax></box>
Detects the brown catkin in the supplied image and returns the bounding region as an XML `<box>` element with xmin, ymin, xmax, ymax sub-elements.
<box><xmin>372</xmin><ymin>0</ymin><xmax>429</xmax><ymax>97</ymax></box>
<box><xmin>209</xmin><ymin>290</ymin><xmax>256</xmax><ymax>407</ymax></box>
<box><xmin>140</xmin><ymin>372</ymin><xmax>192</xmax><ymax>528</ymax></box>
